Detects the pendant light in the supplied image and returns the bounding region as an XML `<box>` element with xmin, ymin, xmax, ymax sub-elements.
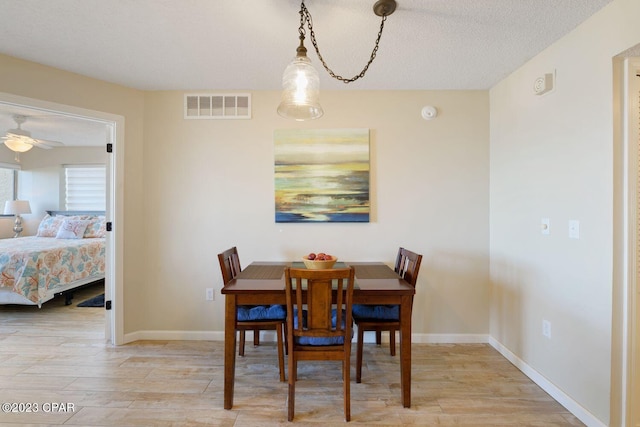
<box><xmin>277</xmin><ymin>0</ymin><xmax>396</xmax><ymax>121</ymax></box>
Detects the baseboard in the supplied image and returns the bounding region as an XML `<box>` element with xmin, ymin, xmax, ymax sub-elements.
<box><xmin>123</xmin><ymin>330</ymin><xmax>488</xmax><ymax>345</ymax></box>
<box><xmin>488</xmin><ymin>337</ymin><xmax>606</xmax><ymax>427</ymax></box>
<box><xmin>123</xmin><ymin>330</ymin><xmax>224</xmax><ymax>343</ymax></box>
<box><xmin>408</xmin><ymin>333</ymin><xmax>489</xmax><ymax>344</ymax></box>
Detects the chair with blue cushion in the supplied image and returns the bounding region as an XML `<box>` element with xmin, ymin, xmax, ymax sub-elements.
<box><xmin>352</xmin><ymin>247</ymin><xmax>422</xmax><ymax>383</ymax></box>
<box><xmin>217</xmin><ymin>246</ymin><xmax>286</xmax><ymax>382</ymax></box>
<box><xmin>284</xmin><ymin>266</ymin><xmax>355</xmax><ymax>422</ymax></box>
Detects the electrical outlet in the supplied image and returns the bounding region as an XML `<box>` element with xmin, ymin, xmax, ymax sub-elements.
<box><xmin>206</xmin><ymin>288</ymin><xmax>214</xmax><ymax>301</ymax></box>
<box><xmin>541</xmin><ymin>217</ymin><xmax>550</xmax><ymax>235</ymax></box>
<box><xmin>542</xmin><ymin>319</ymin><xmax>551</xmax><ymax>339</ymax></box>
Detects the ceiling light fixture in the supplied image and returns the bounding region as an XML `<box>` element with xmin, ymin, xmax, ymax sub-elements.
<box><xmin>277</xmin><ymin>0</ymin><xmax>397</xmax><ymax>121</ymax></box>
<box><xmin>3</xmin><ymin>136</ymin><xmax>33</xmax><ymax>153</ymax></box>
<box><xmin>2</xmin><ymin>114</ymin><xmax>64</xmax><ymax>162</ymax></box>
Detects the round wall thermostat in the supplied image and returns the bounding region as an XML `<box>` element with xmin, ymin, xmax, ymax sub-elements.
<box><xmin>421</xmin><ymin>106</ymin><xmax>438</xmax><ymax>120</ymax></box>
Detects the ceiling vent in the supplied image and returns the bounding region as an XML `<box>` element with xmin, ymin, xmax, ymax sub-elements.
<box><xmin>184</xmin><ymin>93</ymin><xmax>251</xmax><ymax>119</ymax></box>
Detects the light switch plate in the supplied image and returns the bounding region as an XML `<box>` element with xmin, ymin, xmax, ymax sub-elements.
<box><xmin>569</xmin><ymin>220</ymin><xmax>580</xmax><ymax>239</ymax></box>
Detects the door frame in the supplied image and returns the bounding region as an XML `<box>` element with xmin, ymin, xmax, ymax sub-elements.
<box><xmin>620</xmin><ymin>57</ymin><xmax>640</xmax><ymax>427</ymax></box>
<box><xmin>0</xmin><ymin>92</ymin><xmax>124</xmax><ymax>345</ymax></box>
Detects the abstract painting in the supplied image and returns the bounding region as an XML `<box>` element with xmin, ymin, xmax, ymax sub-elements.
<box><xmin>274</xmin><ymin>128</ymin><xmax>370</xmax><ymax>223</ymax></box>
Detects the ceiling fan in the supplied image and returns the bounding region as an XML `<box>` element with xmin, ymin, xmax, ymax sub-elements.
<box><xmin>2</xmin><ymin>114</ymin><xmax>64</xmax><ymax>161</ymax></box>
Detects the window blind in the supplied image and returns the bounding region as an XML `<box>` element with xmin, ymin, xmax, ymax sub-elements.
<box><xmin>64</xmin><ymin>165</ymin><xmax>106</xmax><ymax>211</ymax></box>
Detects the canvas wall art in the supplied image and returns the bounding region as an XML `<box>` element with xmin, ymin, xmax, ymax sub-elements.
<box><xmin>274</xmin><ymin>128</ymin><xmax>370</xmax><ymax>223</ymax></box>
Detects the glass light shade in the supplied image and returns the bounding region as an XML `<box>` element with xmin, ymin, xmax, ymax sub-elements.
<box><xmin>277</xmin><ymin>55</ymin><xmax>324</xmax><ymax>121</ymax></box>
<box><xmin>4</xmin><ymin>137</ymin><xmax>33</xmax><ymax>153</ymax></box>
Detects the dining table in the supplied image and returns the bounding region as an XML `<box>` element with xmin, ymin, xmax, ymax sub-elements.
<box><xmin>221</xmin><ymin>261</ymin><xmax>416</xmax><ymax>409</ymax></box>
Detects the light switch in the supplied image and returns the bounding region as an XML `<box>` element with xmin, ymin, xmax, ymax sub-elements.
<box><xmin>569</xmin><ymin>220</ymin><xmax>580</xmax><ymax>239</ymax></box>
<box><xmin>541</xmin><ymin>218</ymin><xmax>550</xmax><ymax>235</ymax></box>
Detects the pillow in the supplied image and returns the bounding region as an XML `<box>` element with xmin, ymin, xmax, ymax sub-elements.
<box><xmin>36</xmin><ymin>214</ymin><xmax>65</xmax><ymax>237</ymax></box>
<box><xmin>37</xmin><ymin>214</ymin><xmax>88</xmax><ymax>237</ymax></box>
<box><xmin>55</xmin><ymin>219</ymin><xmax>91</xmax><ymax>239</ymax></box>
<box><xmin>83</xmin><ymin>216</ymin><xmax>107</xmax><ymax>238</ymax></box>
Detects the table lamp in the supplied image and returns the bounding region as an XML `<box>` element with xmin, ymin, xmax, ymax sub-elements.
<box><xmin>3</xmin><ymin>200</ymin><xmax>31</xmax><ymax>238</ymax></box>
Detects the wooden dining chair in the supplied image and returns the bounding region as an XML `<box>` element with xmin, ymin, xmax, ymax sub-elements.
<box><xmin>217</xmin><ymin>246</ymin><xmax>286</xmax><ymax>382</ymax></box>
<box><xmin>352</xmin><ymin>247</ymin><xmax>422</xmax><ymax>383</ymax></box>
<box><xmin>284</xmin><ymin>266</ymin><xmax>355</xmax><ymax>422</ymax></box>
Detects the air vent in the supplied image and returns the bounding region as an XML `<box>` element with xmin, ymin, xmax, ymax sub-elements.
<box><xmin>184</xmin><ymin>93</ymin><xmax>251</xmax><ymax>119</ymax></box>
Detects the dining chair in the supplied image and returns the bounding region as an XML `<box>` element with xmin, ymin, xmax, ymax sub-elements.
<box><xmin>284</xmin><ymin>266</ymin><xmax>355</xmax><ymax>422</ymax></box>
<box><xmin>352</xmin><ymin>247</ymin><xmax>422</xmax><ymax>383</ymax></box>
<box><xmin>217</xmin><ymin>246</ymin><xmax>286</xmax><ymax>382</ymax></box>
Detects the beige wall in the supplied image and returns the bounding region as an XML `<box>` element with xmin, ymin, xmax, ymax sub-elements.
<box><xmin>489</xmin><ymin>0</ymin><xmax>640</xmax><ymax>424</ymax></box>
<box><xmin>142</xmin><ymin>90</ymin><xmax>490</xmax><ymax>334</ymax></box>
<box><xmin>0</xmin><ymin>55</ymin><xmax>491</xmax><ymax>339</ymax></box>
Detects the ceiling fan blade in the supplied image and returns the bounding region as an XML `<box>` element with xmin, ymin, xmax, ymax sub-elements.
<box><xmin>31</xmin><ymin>138</ymin><xmax>65</xmax><ymax>149</ymax></box>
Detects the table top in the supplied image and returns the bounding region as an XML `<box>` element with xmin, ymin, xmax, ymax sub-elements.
<box><xmin>221</xmin><ymin>261</ymin><xmax>415</xmax><ymax>296</ymax></box>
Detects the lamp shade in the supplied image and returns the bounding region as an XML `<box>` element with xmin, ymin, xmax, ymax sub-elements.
<box><xmin>277</xmin><ymin>54</ymin><xmax>324</xmax><ymax>121</ymax></box>
<box><xmin>4</xmin><ymin>137</ymin><xmax>33</xmax><ymax>153</ymax></box>
<box><xmin>3</xmin><ymin>200</ymin><xmax>31</xmax><ymax>215</ymax></box>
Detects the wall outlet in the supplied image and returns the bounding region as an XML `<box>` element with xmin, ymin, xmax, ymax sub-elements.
<box><xmin>206</xmin><ymin>288</ymin><xmax>214</xmax><ymax>301</ymax></box>
<box><xmin>541</xmin><ymin>217</ymin><xmax>550</xmax><ymax>235</ymax></box>
<box><xmin>542</xmin><ymin>319</ymin><xmax>551</xmax><ymax>339</ymax></box>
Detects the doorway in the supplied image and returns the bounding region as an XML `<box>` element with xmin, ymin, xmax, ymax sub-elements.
<box><xmin>0</xmin><ymin>92</ymin><xmax>124</xmax><ymax>345</ymax></box>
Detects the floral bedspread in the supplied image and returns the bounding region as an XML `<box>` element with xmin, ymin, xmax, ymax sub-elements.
<box><xmin>0</xmin><ymin>236</ymin><xmax>105</xmax><ymax>304</ymax></box>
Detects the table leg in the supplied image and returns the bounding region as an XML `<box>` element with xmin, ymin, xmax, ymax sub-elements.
<box><xmin>400</xmin><ymin>295</ymin><xmax>412</xmax><ymax>408</ymax></box>
<box><xmin>224</xmin><ymin>295</ymin><xmax>237</xmax><ymax>409</ymax></box>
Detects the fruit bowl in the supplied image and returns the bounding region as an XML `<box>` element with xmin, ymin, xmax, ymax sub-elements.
<box><xmin>302</xmin><ymin>255</ymin><xmax>337</xmax><ymax>270</ymax></box>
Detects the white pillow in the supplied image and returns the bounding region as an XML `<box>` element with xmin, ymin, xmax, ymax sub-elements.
<box><xmin>55</xmin><ymin>219</ymin><xmax>91</xmax><ymax>239</ymax></box>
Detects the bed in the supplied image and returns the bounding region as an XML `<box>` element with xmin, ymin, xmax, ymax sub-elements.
<box><xmin>0</xmin><ymin>211</ymin><xmax>106</xmax><ymax>307</ymax></box>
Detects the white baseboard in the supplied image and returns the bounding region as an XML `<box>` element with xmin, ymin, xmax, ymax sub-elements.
<box><xmin>123</xmin><ymin>330</ymin><xmax>224</xmax><ymax>343</ymax></box>
<box><xmin>409</xmin><ymin>333</ymin><xmax>488</xmax><ymax>344</ymax></box>
<box><xmin>488</xmin><ymin>337</ymin><xmax>606</xmax><ymax>427</ymax></box>
<box><xmin>123</xmin><ymin>330</ymin><xmax>488</xmax><ymax>344</ymax></box>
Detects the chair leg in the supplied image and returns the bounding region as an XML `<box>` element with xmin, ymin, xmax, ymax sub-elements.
<box><xmin>288</xmin><ymin>352</ymin><xmax>296</xmax><ymax>421</ymax></box>
<box><xmin>283</xmin><ymin>322</ymin><xmax>288</xmax><ymax>355</ymax></box>
<box><xmin>356</xmin><ymin>325</ymin><xmax>364</xmax><ymax>383</ymax></box>
<box><xmin>239</xmin><ymin>330</ymin><xmax>246</xmax><ymax>357</ymax></box>
<box><xmin>276</xmin><ymin>323</ymin><xmax>285</xmax><ymax>382</ymax></box>
<box><xmin>344</xmin><ymin>354</ymin><xmax>351</xmax><ymax>421</ymax></box>
<box><xmin>253</xmin><ymin>328</ymin><xmax>260</xmax><ymax>346</ymax></box>
<box><xmin>375</xmin><ymin>330</ymin><xmax>382</xmax><ymax>346</ymax></box>
<box><xmin>389</xmin><ymin>329</ymin><xmax>396</xmax><ymax>356</ymax></box>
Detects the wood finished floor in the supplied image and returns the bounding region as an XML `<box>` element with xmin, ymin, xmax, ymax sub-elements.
<box><xmin>0</xmin><ymin>283</ymin><xmax>584</xmax><ymax>426</ymax></box>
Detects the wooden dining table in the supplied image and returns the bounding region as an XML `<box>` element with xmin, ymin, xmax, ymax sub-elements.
<box><xmin>221</xmin><ymin>261</ymin><xmax>416</xmax><ymax>409</ymax></box>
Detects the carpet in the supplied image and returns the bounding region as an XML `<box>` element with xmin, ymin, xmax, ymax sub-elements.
<box><xmin>77</xmin><ymin>293</ymin><xmax>105</xmax><ymax>307</ymax></box>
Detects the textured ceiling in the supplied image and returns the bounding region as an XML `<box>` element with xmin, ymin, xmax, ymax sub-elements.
<box><xmin>0</xmin><ymin>0</ymin><xmax>613</xmax><ymax>91</ymax></box>
<box><xmin>0</xmin><ymin>0</ymin><xmax>614</xmax><ymax>147</ymax></box>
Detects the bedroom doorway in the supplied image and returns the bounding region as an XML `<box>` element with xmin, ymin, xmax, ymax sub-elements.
<box><xmin>0</xmin><ymin>92</ymin><xmax>124</xmax><ymax>345</ymax></box>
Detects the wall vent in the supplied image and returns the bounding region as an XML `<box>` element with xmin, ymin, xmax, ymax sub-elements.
<box><xmin>184</xmin><ymin>93</ymin><xmax>251</xmax><ymax>119</ymax></box>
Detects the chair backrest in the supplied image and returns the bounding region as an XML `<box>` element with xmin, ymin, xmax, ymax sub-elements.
<box><xmin>394</xmin><ymin>247</ymin><xmax>423</xmax><ymax>287</ymax></box>
<box><xmin>218</xmin><ymin>246</ymin><xmax>242</xmax><ymax>285</ymax></box>
<box><xmin>284</xmin><ymin>267</ymin><xmax>355</xmax><ymax>345</ymax></box>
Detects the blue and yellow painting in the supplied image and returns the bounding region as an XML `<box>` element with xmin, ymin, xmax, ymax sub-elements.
<box><xmin>274</xmin><ymin>128</ymin><xmax>370</xmax><ymax>223</ymax></box>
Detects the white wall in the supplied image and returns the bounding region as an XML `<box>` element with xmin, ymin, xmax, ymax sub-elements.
<box><xmin>489</xmin><ymin>0</ymin><xmax>640</xmax><ymax>424</ymax></box>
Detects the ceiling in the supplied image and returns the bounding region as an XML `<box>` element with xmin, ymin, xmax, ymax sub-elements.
<box><xmin>0</xmin><ymin>0</ymin><xmax>614</xmax><ymax>147</ymax></box>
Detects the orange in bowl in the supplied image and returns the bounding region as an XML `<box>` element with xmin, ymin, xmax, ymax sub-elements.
<box><xmin>302</xmin><ymin>255</ymin><xmax>337</xmax><ymax>269</ymax></box>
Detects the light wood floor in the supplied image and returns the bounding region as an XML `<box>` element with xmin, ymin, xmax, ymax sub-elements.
<box><xmin>0</xmin><ymin>283</ymin><xmax>584</xmax><ymax>426</ymax></box>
